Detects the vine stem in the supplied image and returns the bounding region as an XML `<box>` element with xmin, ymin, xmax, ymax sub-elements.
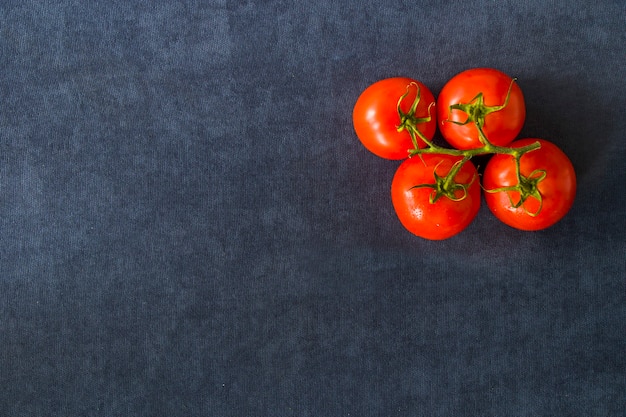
<box><xmin>408</xmin><ymin>124</ymin><xmax>541</xmax><ymax>162</ymax></box>
<box><xmin>404</xmin><ymin>119</ymin><xmax>542</xmax><ymax>207</ymax></box>
<box><xmin>399</xmin><ymin>77</ymin><xmax>548</xmax><ymax>214</ymax></box>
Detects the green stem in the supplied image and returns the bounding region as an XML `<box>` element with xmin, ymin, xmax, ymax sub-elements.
<box><xmin>407</xmin><ymin>122</ymin><xmax>542</xmax><ymax>205</ymax></box>
<box><xmin>398</xmin><ymin>77</ymin><xmax>550</xmax><ymax>214</ymax></box>
<box><xmin>409</xmin><ymin>133</ymin><xmax>541</xmax><ymax>160</ymax></box>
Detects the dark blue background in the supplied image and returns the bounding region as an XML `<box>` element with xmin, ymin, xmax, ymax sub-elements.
<box><xmin>1</xmin><ymin>0</ymin><xmax>625</xmax><ymax>415</ymax></box>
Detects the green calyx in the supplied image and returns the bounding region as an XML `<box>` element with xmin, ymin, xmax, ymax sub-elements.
<box><xmin>483</xmin><ymin>156</ymin><xmax>547</xmax><ymax>216</ymax></box>
<box><xmin>396</xmin><ymin>82</ymin><xmax>434</xmax><ymax>150</ymax></box>
<box><xmin>409</xmin><ymin>157</ymin><xmax>476</xmax><ymax>204</ymax></box>
<box><xmin>444</xmin><ymin>78</ymin><xmax>517</xmax><ymax>133</ymax></box>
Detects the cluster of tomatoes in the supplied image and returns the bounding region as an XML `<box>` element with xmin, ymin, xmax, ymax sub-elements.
<box><xmin>353</xmin><ymin>68</ymin><xmax>576</xmax><ymax>240</ymax></box>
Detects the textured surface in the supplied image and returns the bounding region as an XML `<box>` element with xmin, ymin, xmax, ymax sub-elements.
<box><xmin>1</xmin><ymin>1</ymin><xmax>625</xmax><ymax>415</ymax></box>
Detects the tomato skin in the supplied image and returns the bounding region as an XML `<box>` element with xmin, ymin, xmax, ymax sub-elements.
<box><xmin>437</xmin><ymin>68</ymin><xmax>525</xmax><ymax>150</ymax></box>
<box><xmin>353</xmin><ymin>77</ymin><xmax>436</xmax><ymax>160</ymax></box>
<box><xmin>483</xmin><ymin>139</ymin><xmax>576</xmax><ymax>231</ymax></box>
<box><xmin>391</xmin><ymin>154</ymin><xmax>481</xmax><ymax>240</ymax></box>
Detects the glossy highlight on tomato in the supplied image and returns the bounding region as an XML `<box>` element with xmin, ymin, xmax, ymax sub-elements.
<box><xmin>482</xmin><ymin>138</ymin><xmax>576</xmax><ymax>231</ymax></box>
<box><xmin>437</xmin><ymin>68</ymin><xmax>525</xmax><ymax>150</ymax></box>
<box><xmin>391</xmin><ymin>154</ymin><xmax>481</xmax><ymax>240</ymax></box>
<box><xmin>353</xmin><ymin>77</ymin><xmax>436</xmax><ymax>160</ymax></box>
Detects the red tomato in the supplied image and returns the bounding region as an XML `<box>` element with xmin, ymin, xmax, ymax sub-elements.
<box><xmin>482</xmin><ymin>138</ymin><xmax>576</xmax><ymax>231</ymax></box>
<box><xmin>353</xmin><ymin>77</ymin><xmax>437</xmax><ymax>160</ymax></box>
<box><xmin>391</xmin><ymin>154</ymin><xmax>481</xmax><ymax>240</ymax></box>
<box><xmin>437</xmin><ymin>68</ymin><xmax>525</xmax><ymax>150</ymax></box>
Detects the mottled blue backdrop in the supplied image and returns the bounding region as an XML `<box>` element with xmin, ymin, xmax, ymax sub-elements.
<box><xmin>1</xmin><ymin>0</ymin><xmax>625</xmax><ymax>415</ymax></box>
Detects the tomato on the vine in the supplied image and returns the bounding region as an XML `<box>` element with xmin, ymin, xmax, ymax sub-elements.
<box><xmin>391</xmin><ymin>154</ymin><xmax>481</xmax><ymax>240</ymax></box>
<box><xmin>353</xmin><ymin>77</ymin><xmax>436</xmax><ymax>160</ymax></box>
<box><xmin>437</xmin><ymin>68</ymin><xmax>525</xmax><ymax>150</ymax></box>
<box><xmin>482</xmin><ymin>138</ymin><xmax>576</xmax><ymax>231</ymax></box>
